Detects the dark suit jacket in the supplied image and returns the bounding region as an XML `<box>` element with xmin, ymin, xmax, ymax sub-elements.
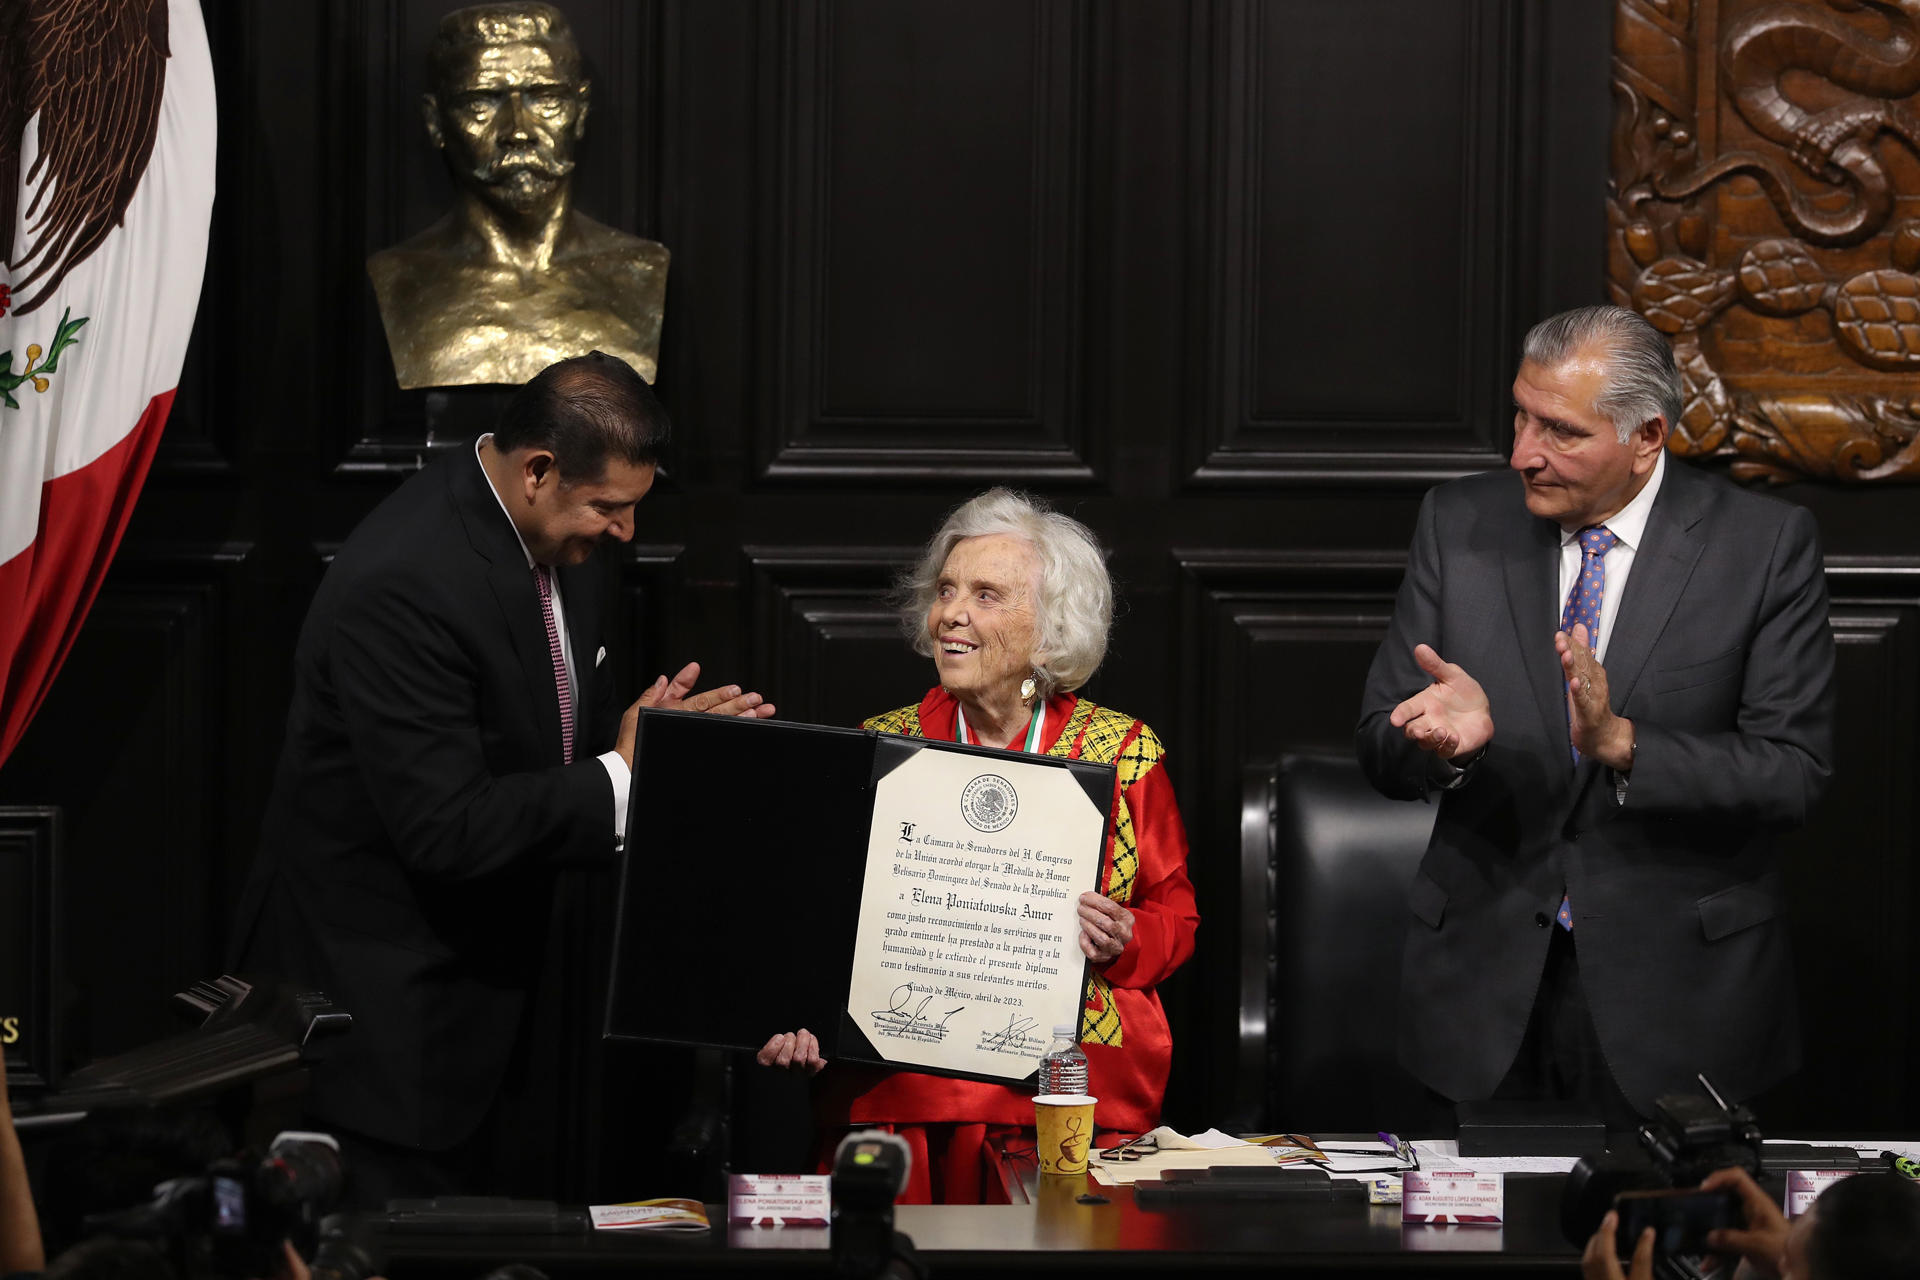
<box><xmin>234</xmin><ymin>446</ymin><xmax>622</xmax><ymax>1150</ymax></box>
<box><xmin>1356</xmin><ymin>461</ymin><xmax>1834</xmax><ymax>1112</ymax></box>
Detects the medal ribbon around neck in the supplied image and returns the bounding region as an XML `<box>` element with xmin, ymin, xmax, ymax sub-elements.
<box><xmin>954</xmin><ymin>701</ymin><xmax>1046</xmax><ymax>753</ymax></box>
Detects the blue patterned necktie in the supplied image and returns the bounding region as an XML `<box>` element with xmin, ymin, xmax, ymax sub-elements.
<box><xmin>1560</xmin><ymin>525</ymin><xmax>1619</xmax><ymax>658</ymax></box>
<box><xmin>1555</xmin><ymin>524</ymin><xmax>1616</xmax><ymax>931</ymax></box>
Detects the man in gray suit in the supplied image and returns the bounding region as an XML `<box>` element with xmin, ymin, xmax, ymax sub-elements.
<box><xmin>1357</xmin><ymin>305</ymin><xmax>1834</xmax><ymax>1127</ymax></box>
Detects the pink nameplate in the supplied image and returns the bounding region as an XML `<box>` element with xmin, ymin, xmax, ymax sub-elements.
<box><xmin>1402</xmin><ymin>1169</ymin><xmax>1504</xmax><ymax>1225</ymax></box>
<box><xmin>726</xmin><ymin>1173</ymin><xmax>832</xmax><ymax>1226</ymax></box>
<box><xmin>1785</xmin><ymin>1169</ymin><xmax>1853</xmax><ymax>1218</ymax></box>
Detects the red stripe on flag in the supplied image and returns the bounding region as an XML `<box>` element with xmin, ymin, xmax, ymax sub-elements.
<box><xmin>0</xmin><ymin>389</ymin><xmax>175</xmax><ymax>767</ymax></box>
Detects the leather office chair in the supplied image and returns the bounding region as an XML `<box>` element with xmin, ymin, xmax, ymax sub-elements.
<box><xmin>1236</xmin><ymin>753</ymin><xmax>1437</xmax><ymax>1134</ymax></box>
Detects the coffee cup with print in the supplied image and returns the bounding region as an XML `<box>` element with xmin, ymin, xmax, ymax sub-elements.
<box><xmin>1035</xmin><ymin>1094</ymin><xmax>1096</xmax><ymax>1176</ymax></box>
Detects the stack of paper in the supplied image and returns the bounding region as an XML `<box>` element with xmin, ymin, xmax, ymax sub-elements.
<box><xmin>588</xmin><ymin>1198</ymin><xmax>711</xmax><ymax>1230</ymax></box>
<box><xmin>1087</xmin><ymin>1127</ymin><xmax>1312</xmax><ymax>1187</ymax></box>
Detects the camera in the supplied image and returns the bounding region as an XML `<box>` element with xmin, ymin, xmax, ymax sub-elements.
<box><xmin>83</xmin><ymin>1132</ymin><xmax>344</xmax><ymax>1279</ymax></box>
<box><xmin>1611</xmin><ymin>1187</ymin><xmax>1744</xmax><ymax>1259</ymax></box>
<box><xmin>308</xmin><ymin>1212</ymin><xmax>384</xmax><ymax>1280</ymax></box>
<box><xmin>831</xmin><ymin>1131</ymin><xmax>921</xmax><ymax>1280</ymax></box>
<box><xmin>1561</xmin><ymin>1076</ymin><xmax>1763</xmax><ymax>1276</ymax></box>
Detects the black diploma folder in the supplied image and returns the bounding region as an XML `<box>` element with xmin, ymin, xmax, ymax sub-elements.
<box><xmin>602</xmin><ymin>708</ymin><xmax>1115</xmax><ymax>1084</ymax></box>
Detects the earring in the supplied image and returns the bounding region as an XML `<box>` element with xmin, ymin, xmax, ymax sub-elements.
<box><xmin>1020</xmin><ymin>674</ymin><xmax>1038</xmax><ymax>703</ymax></box>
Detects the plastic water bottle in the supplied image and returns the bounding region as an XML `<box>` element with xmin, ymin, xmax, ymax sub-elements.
<box><xmin>1037</xmin><ymin>1025</ymin><xmax>1089</xmax><ymax>1095</ymax></box>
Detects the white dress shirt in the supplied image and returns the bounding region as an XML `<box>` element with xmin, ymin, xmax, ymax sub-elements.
<box><xmin>1439</xmin><ymin>450</ymin><xmax>1667</xmax><ymax>795</ymax></box>
<box><xmin>1556</xmin><ymin>448</ymin><xmax>1664</xmax><ymax>802</ymax></box>
<box><xmin>476</xmin><ymin>436</ymin><xmax>631</xmax><ymax>845</ymax></box>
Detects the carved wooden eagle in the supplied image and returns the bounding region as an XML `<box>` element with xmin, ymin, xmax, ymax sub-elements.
<box><xmin>0</xmin><ymin>0</ymin><xmax>170</xmax><ymax>316</ymax></box>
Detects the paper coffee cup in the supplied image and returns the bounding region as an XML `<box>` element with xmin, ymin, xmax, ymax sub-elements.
<box><xmin>1034</xmin><ymin>1093</ymin><xmax>1096</xmax><ymax>1176</ymax></box>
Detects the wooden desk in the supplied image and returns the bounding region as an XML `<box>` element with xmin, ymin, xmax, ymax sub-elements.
<box><xmin>378</xmin><ymin>1174</ymin><xmax>1580</xmax><ymax>1279</ymax></box>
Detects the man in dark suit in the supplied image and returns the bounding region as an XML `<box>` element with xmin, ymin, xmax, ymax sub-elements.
<box><xmin>234</xmin><ymin>352</ymin><xmax>773</xmax><ymax>1201</ymax></box>
<box><xmin>1357</xmin><ymin>305</ymin><xmax>1834</xmax><ymax>1127</ymax></box>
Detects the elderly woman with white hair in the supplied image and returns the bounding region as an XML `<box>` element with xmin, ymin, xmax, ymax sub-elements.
<box><xmin>762</xmin><ymin>487</ymin><xmax>1199</xmax><ymax>1203</ymax></box>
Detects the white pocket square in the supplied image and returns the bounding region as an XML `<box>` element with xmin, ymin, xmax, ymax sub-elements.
<box><xmin>596</xmin><ymin>646</ymin><xmax>607</xmax><ymax>667</ymax></box>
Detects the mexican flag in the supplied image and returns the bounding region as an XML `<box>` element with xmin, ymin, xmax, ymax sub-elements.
<box><xmin>0</xmin><ymin>0</ymin><xmax>216</xmax><ymax>766</ymax></box>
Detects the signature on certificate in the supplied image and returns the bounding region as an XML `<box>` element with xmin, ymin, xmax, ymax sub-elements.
<box><xmin>977</xmin><ymin>1012</ymin><xmax>1042</xmax><ymax>1054</ymax></box>
<box><xmin>869</xmin><ymin>984</ymin><xmax>964</xmax><ymax>1042</ymax></box>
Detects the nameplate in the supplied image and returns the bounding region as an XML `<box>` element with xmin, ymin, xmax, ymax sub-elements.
<box><xmin>1402</xmin><ymin>1169</ymin><xmax>1504</xmax><ymax>1225</ymax></box>
<box><xmin>726</xmin><ymin>1174</ymin><xmax>831</xmax><ymax>1226</ymax></box>
<box><xmin>1785</xmin><ymin>1169</ymin><xmax>1853</xmax><ymax>1218</ymax></box>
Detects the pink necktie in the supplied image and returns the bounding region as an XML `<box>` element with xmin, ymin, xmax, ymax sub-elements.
<box><xmin>533</xmin><ymin>566</ymin><xmax>575</xmax><ymax>764</ymax></box>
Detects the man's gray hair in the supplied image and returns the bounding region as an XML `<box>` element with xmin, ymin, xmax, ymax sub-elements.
<box><xmin>1522</xmin><ymin>305</ymin><xmax>1683</xmax><ymax>445</ymax></box>
<box><xmin>898</xmin><ymin>488</ymin><xmax>1112</xmax><ymax>700</ymax></box>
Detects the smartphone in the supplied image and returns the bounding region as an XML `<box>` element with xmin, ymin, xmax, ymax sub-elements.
<box><xmin>1613</xmin><ymin>1187</ymin><xmax>1742</xmax><ymax>1257</ymax></box>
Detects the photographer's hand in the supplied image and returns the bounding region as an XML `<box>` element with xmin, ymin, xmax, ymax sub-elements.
<box><xmin>1701</xmin><ymin>1167</ymin><xmax>1789</xmax><ymax>1279</ymax></box>
<box><xmin>268</xmin><ymin>1237</ymin><xmax>389</xmax><ymax>1280</ymax></box>
<box><xmin>1582</xmin><ymin>1212</ymin><xmax>1653</xmax><ymax>1280</ymax></box>
<box><xmin>0</xmin><ymin>1042</ymin><xmax>47</xmax><ymax>1275</ymax></box>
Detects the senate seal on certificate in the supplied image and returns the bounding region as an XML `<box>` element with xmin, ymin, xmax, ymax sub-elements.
<box><xmin>960</xmin><ymin>774</ymin><xmax>1018</xmax><ymax>833</ymax></box>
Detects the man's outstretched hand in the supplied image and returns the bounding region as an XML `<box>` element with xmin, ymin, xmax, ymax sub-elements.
<box><xmin>617</xmin><ymin>661</ymin><xmax>777</xmax><ymax>768</ymax></box>
<box><xmin>1389</xmin><ymin>644</ymin><xmax>1494</xmax><ymax>761</ymax></box>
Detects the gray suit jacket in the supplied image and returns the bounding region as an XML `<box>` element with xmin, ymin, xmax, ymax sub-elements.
<box><xmin>1356</xmin><ymin>461</ymin><xmax>1834</xmax><ymax>1112</ymax></box>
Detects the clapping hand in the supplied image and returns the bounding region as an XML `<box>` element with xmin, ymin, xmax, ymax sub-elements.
<box><xmin>1389</xmin><ymin>644</ymin><xmax>1495</xmax><ymax>761</ymax></box>
<box><xmin>617</xmin><ymin>661</ymin><xmax>777</xmax><ymax>767</ymax></box>
<box><xmin>1556</xmin><ymin>625</ymin><xmax>1633</xmax><ymax>771</ymax></box>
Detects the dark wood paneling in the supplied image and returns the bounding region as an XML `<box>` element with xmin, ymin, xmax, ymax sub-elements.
<box><xmin>1186</xmin><ymin>0</ymin><xmax>1519</xmax><ymax>485</ymax></box>
<box><xmin>753</xmin><ymin>0</ymin><xmax>1099</xmax><ymax>482</ymax></box>
<box><xmin>1174</xmin><ymin>551</ymin><xmax>1404</xmax><ymax>1122</ymax></box>
<box><xmin>1761</xmin><ymin>579</ymin><xmax>1920</xmax><ymax>1129</ymax></box>
<box><xmin>0</xmin><ymin>808</ymin><xmax>61</xmax><ymax>1091</ymax></box>
<box><xmin>600</xmin><ymin>543</ymin><xmax>690</xmax><ymax>702</ymax></box>
<box><xmin>744</xmin><ymin>548</ymin><xmax>923</xmax><ymax>727</ymax></box>
<box><xmin>0</xmin><ymin>547</ymin><xmax>247</xmax><ymax>1064</ymax></box>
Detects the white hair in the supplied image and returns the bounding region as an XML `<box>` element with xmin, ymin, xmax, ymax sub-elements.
<box><xmin>897</xmin><ymin>488</ymin><xmax>1112</xmax><ymax>699</ymax></box>
<box><xmin>1522</xmin><ymin>304</ymin><xmax>1683</xmax><ymax>445</ymax></box>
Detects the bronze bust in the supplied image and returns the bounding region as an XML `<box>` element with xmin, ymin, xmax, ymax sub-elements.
<box><xmin>368</xmin><ymin>3</ymin><xmax>667</xmax><ymax>389</ymax></box>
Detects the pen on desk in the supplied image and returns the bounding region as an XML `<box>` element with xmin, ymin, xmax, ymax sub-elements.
<box><xmin>1883</xmin><ymin>1151</ymin><xmax>1920</xmax><ymax>1180</ymax></box>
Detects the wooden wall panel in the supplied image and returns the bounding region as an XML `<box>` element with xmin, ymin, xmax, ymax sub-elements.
<box><xmin>599</xmin><ymin>544</ymin><xmax>690</xmax><ymax>706</ymax></box>
<box><xmin>744</xmin><ymin>549</ymin><xmax>925</xmax><ymax>727</ymax></box>
<box><xmin>1173</xmin><ymin>552</ymin><xmax>1404</xmax><ymax>1122</ymax></box>
<box><xmin>753</xmin><ymin>0</ymin><xmax>1097</xmax><ymax>482</ymax></box>
<box><xmin>0</xmin><ymin>548</ymin><xmax>247</xmax><ymax>1064</ymax></box>
<box><xmin>0</xmin><ymin>809</ymin><xmax>61</xmax><ymax>1092</ymax></box>
<box><xmin>1186</xmin><ymin>0</ymin><xmax>1517</xmax><ymax>484</ymax></box>
<box><xmin>1760</xmin><ymin>584</ymin><xmax>1920</xmax><ymax>1129</ymax></box>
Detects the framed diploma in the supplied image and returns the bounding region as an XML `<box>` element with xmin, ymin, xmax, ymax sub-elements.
<box><xmin>604</xmin><ymin>709</ymin><xmax>1114</xmax><ymax>1085</ymax></box>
